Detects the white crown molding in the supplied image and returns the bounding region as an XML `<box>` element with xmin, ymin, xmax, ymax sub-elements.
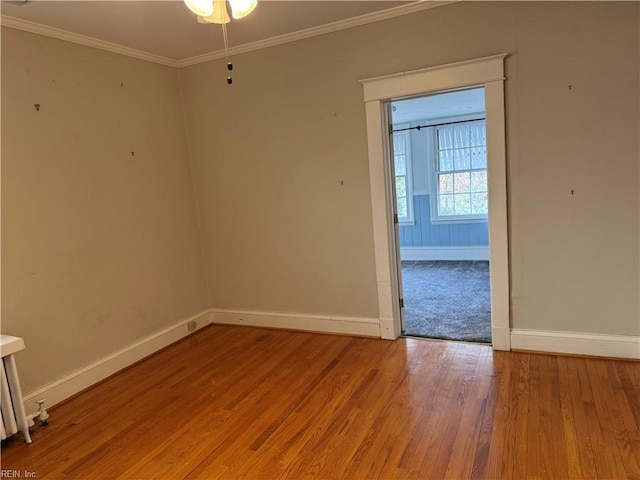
<box><xmin>178</xmin><ymin>1</ymin><xmax>454</xmax><ymax>67</ymax></box>
<box><xmin>0</xmin><ymin>1</ymin><xmax>455</xmax><ymax>69</ymax></box>
<box><xmin>1</xmin><ymin>15</ymin><xmax>181</xmax><ymax>68</ymax></box>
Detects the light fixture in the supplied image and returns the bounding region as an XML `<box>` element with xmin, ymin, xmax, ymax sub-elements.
<box><xmin>185</xmin><ymin>0</ymin><xmax>257</xmax><ymax>24</ymax></box>
<box><xmin>228</xmin><ymin>0</ymin><xmax>258</xmax><ymax>19</ymax></box>
<box><xmin>185</xmin><ymin>0</ymin><xmax>257</xmax><ymax>85</ymax></box>
<box><xmin>184</xmin><ymin>0</ymin><xmax>214</xmax><ymax>18</ymax></box>
<box><xmin>197</xmin><ymin>0</ymin><xmax>230</xmax><ymax>24</ymax></box>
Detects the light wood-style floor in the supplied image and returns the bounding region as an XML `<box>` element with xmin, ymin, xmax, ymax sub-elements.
<box><xmin>2</xmin><ymin>325</ymin><xmax>639</xmax><ymax>479</ymax></box>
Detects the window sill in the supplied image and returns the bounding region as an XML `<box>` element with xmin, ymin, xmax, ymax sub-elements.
<box><xmin>430</xmin><ymin>216</ymin><xmax>488</xmax><ymax>225</ymax></box>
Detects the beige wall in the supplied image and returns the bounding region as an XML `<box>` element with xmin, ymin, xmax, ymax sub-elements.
<box><xmin>1</xmin><ymin>28</ymin><xmax>209</xmax><ymax>392</ymax></box>
<box><xmin>507</xmin><ymin>2</ymin><xmax>639</xmax><ymax>335</ymax></box>
<box><xmin>181</xmin><ymin>1</ymin><xmax>639</xmax><ymax>335</ymax></box>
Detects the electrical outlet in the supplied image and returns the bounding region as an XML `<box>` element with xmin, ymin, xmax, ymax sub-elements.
<box><xmin>187</xmin><ymin>320</ymin><xmax>197</xmax><ymax>332</ymax></box>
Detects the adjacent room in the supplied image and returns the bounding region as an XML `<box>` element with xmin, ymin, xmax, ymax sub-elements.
<box><xmin>390</xmin><ymin>89</ymin><xmax>492</xmax><ymax>343</ymax></box>
<box><xmin>1</xmin><ymin>1</ymin><xmax>639</xmax><ymax>478</ymax></box>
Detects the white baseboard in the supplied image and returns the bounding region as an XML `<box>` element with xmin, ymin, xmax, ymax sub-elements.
<box><xmin>400</xmin><ymin>246</ymin><xmax>489</xmax><ymax>261</ymax></box>
<box><xmin>21</xmin><ymin>309</ymin><xmax>214</xmax><ymax>413</ymax></box>
<box><xmin>510</xmin><ymin>329</ymin><xmax>640</xmax><ymax>359</ymax></box>
<box><xmin>211</xmin><ymin>309</ymin><xmax>381</xmax><ymax>338</ymax></box>
<box><xmin>25</xmin><ymin>310</ymin><xmax>635</xmax><ymax>418</ymax></box>
<box><xmin>379</xmin><ymin>317</ymin><xmax>400</xmax><ymax>340</ymax></box>
<box><xmin>491</xmin><ymin>326</ymin><xmax>510</xmax><ymax>351</ymax></box>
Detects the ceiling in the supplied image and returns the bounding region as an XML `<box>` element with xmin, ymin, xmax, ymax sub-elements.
<box><xmin>0</xmin><ymin>1</ymin><xmax>447</xmax><ymax>66</ymax></box>
<box><xmin>391</xmin><ymin>87</ymin><xmax>485</xmax><ymax>124</ymax></box>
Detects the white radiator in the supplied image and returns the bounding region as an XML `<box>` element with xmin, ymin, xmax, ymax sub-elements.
<box><xmin>1</xmin><ymin>335</ymin><xmax>32</xmax><ymax>443</ymax></box>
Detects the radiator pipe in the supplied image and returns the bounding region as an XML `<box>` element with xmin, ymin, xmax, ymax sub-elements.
<box><xmin>26</xmin><ymin>399</ymin><xmax>49</xmax><ymax>427</ymax></box>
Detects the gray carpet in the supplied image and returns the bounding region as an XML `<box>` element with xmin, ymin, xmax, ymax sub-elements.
<box><xmin>401</xmin><ymin>260</ymin><xmax>491</xmax><ymax>343</ymax></box>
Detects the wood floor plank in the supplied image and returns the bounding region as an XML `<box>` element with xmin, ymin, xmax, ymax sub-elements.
<box><xmin>557</xmin><ymin>356</ymin><xmax>588</xmax><ymax>479</ymax></box>
<box><xmin>416</xmin><ymin>348</ymin><xmax>481</xmax><ymax>479</ymax></box>
<box><xmin>577</xmin><ymin>359</ymin><xmax>614</xmax><ymax>480</ymax></box>
<box><xmin>468</xmin><ymin>349</ymin><xmax>497</xmax><ymax>479</ymax></box>
<box><xmin>482</xmin><ymin>351</ymin><xmax>513</xmax><ymax>479</ymax></box>
<box><xmin>534</xmin><ymin>355</ymin><xmax>556</xmax><ymax>480</ymax></box>
<box><xmin>2</xmin><ymin>325</ymin><xmax>639</xmax><ymax>479</ymax></box>
<box><xmin>525</xmin><ymin>353</ymin><xmax>543</xmax><ymax>480</ymax></box>
<box><xmin>547</xmin><ymin>355</ymin><xmax>570</xmax><ymax>478</ymax></box>
<box><xmin>510</xmin><ymin>353</ymin><xmax>531</xmax><ymax>479</ymax></box>
<box><xmin>442</xmin><ymin>396</ymin><xmax>486</xmax><ymax>479</ymax></box>
<box><xmin>587</xmin><ymin>359</ymin><xmax>633</xmax><ymax>479</ymax></box>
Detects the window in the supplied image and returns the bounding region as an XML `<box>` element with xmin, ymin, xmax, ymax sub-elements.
<box><xmin>393</xmin><ymin>128</ymin><xmax>413</xmax><ymax>222</ymax></box>
<box><xmin>433</xmin><ymin>120</ymin><xmax>487</xmax><ymax>221</ymax></box>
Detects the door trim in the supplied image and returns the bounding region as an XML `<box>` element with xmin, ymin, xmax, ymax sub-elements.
<box><xmin>360</xmin><ymin>54</ymin><xmax>510</xmax><ymax>350</ymax></box>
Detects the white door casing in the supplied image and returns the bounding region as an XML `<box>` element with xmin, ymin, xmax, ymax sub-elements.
<box><xmin>361</xmin><ymin>54</ymin><xmax>510</xmax><ymax>350</ymax></box>
<box><xmin>385</xmin><ymin>103</ymin><xmax>407</xmax><ymax>333</ymax></box>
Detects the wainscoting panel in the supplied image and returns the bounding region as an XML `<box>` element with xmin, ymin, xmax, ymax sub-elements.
<box><xmin>400</xmin><ymin>194</ymin><xmax>489</xmax><ymax>248</ymax></box>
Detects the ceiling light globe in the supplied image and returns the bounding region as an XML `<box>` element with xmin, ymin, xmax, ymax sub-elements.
<box><xmin>184</xmin><ymin>0</ymin><xmax>214</xmax><ymax>17</ymax></box>
<box><xmin>228</xmin><ymin>0</ymin><xmax>257</xmax><ymax>20</ymax></box>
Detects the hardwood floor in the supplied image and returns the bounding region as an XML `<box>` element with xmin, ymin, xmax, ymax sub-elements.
<box><xmin>2</xmin><ymin>325</ymin><xmax>639</xmax><ymax>479</ymax></box>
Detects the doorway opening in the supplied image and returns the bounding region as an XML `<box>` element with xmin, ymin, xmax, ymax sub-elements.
<box><xmin>390</xmin><ymin>88</ymin><xmax>492</xmax><ymax>344</ymax></box>
<box><xmin>361</xmin><ymin>54</ymin><xmax>510</xmax><ymax>349</ymax></box>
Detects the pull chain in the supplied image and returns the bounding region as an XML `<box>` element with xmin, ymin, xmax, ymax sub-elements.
<box><xmin>222</xmin><ymin>23</ymin><xmax>233</xmax><ymax>84</ymax></box>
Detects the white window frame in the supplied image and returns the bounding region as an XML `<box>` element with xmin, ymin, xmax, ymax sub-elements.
<box><xmin>392</xmin><ymin>124</ymin><xmax>414</xmax><ymax>224</ymax></box>
<box><xmin>429</xmin><ymin>118</ymin><xmax>488</xmax><ymax>224</ymax></box>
